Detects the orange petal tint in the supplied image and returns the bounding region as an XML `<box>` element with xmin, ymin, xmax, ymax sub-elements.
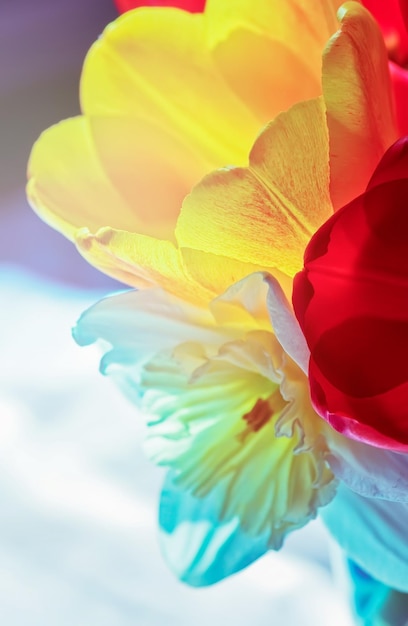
<box><xmin>206</xmin><ymin>0</ymin><xmax>342</xmax><ymax>122</ymax></box>
<box><xmin>323</xmin><ymin>2</ymin><xmax>398</xmax><ymax>210</ymax></box>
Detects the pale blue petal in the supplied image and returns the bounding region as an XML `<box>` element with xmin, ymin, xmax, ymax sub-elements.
<box><xmin>72</xmin><ymin>288</ymin><xmax>227</xmax><ymax>386</ymax></box>
<box><xmin>346</xmin><ymin>560</ymin><xmax>390</xmax><ymax>623</ymax></box>
<box><xmin>158</xmin><ymin>471</ymin><xmax>270</xmax><ymax>587</ymax></box>
<box><xmin>321</xmin><ymin>483</ymin><xmax>408</xmax><ymax>593</ymax></box>
<box><xmin>346</xmin><ymin>559</ymin><xmax>408</xmax><ymax>625</ymax></box>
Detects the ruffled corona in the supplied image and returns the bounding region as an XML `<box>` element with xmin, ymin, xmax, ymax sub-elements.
<box><xmin>142</xmin><ymin>334</ymin><xmax>335</xmax><ymax>547</ymax></box>
<box><xmin>74</xmin><ymin>274</ymin><xmax>336</xmax><ymax>549</ymax></box>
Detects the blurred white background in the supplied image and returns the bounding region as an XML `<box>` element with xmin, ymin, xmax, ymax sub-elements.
<box><xmin>0</xmin><ymin>1</ymin><xmax>355</xmax><ymax>624</ymax></box>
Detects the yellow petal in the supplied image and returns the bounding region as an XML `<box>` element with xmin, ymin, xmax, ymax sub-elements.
<box><xmin>208</xmin><ymin>30</ymin><xmax>320</xmax><ymax>123</ymax></box>
<box><xmin>205</xmin><ymin>0</ymin><xmax>344</xmax><ymax>105</ymax></box>
<box><xmin>205</xmin><ymin>0</ymin><xmax>342</xmax><ymax>47</ymax></box>
<box><xmin>84</xmin><ymin>116</ymin><xmax>210</xmax><ymax>238</ymax></box>
<box><xmin>181</xmin><ymin>248</ymin><xmax>291</xmax><ymax>304</ymax></box>
<box><xmin>27</xmin><ymin>115</ymin><xmax>211</xmax><ymax>242</ymax></box>
<box><xmin>75</xmin><ymin>227</ymin><xmax>214</xmax><ymax>304</ymax></box>
<box><xmin>323</xmin><ymin>1</ymin><xmax>398</xmax><ymax>209</ymax></box>
<box><xmin>176</xmin><ymin>98</ymin><xmax>332</xmax><ymax>277</ymax></box>
<box><xmin>81</xmin><ymin>8</ymin><xmax>260</xmax><ymax>170</ymax></box>
<box><xmin>27</xmin><ymin>117</ymin><xmax>137</xmax><ymax>240</ymax></box>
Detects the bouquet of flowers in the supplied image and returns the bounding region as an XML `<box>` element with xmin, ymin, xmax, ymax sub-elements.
<box><xmin>27</xmin><ymin>0</ymin><xmax>408</xmax><ymax>622</ymax></box>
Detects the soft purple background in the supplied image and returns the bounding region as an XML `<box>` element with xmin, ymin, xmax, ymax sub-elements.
<box><xmin>0</xmin><ymin>2</ymin><xmax>355</xmax><ymax>624</ymax></box>
<box><xmin>0</xmin><ymin>0</ymin><xmax>118</xmax><ymax>288</ymax></box>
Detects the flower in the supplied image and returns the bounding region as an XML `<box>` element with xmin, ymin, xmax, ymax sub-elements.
<box><xmin>114</xmin><ymin>0</ymin><xmax>205</xmax><ymax>13</ymax></box>
<box><xmin>74</xmin><ymin>257</ymin><xmax>408</xmax><ymax>589</ymax></box>
<box><xmin>72</xmin><ymin>62</ymin><xmax>407</xmax><ymax>588</ymax></box>
<box><xmin>73</xmin><ymin>272</ymin><xmax>338</xmax><ymax>583</ymax></box>
<box><xmin>27</xmin><ymin>0</ymin><xmax>408</xmax><ymax>589</ymax></box>
<box><xmin>362</xmin><ymin>0</ymin><xmax>408</xmax><ymax>65</ymax></box>
<box><xmin>27</xmin><ymin>0</ymin><xmax>347</xmax><ymax>297</ymax></box>
<box><xmin>363</xmin><ymin>0</ymin><xmax>408</xmax><ymax>134</ymax></box>
<box><xmin>293</xmin><ymin>137</ymin><xmax>408</xmax><ymax>452</ymax></box>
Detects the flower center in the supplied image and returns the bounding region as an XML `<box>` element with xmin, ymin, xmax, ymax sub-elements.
<box><xmin>242</xmin><ymin>397</ymin><xmax>272</xmax><ymax>432</ymax></box>
<box><xmin>239</xmin><ymin>389</ymin><xmax>288</xmax><ymax>445</ymax></box>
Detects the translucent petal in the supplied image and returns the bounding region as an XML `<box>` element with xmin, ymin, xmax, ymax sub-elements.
<box><xmin>324</xmin><ymin>427</ymin><xmax>408</xmax><ymax>502</ymax></box>
<box><xmin>321</xmin><ymin>482</ymin><xmax>408</xmax><ymax>592</ymax></box>
<box><xmin>73</xmin><ymin>287</ymin><xmax>228</xmax><ymax>376</ymax></box>
<box><xmin>159</xmin><ymin>470</ymin><xmax>270</xmax><ymax>586</ymax></box>
<box><xmin>81</xmin><ymin>8</ymin><xmax>259</xmax><ymax>169</ymax></box>
<box><xmin>205</xmin><ymin>0</ymin><xmax>341</xmax><ymax>84</ymax></box>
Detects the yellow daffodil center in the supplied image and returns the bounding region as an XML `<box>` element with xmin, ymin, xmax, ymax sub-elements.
<box><xmin>141</xmin><ymin>331</ymin><xmax>336</xmax><ymax>548</ymax></box>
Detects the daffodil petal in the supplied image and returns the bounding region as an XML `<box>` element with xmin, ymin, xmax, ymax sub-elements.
<box><xmin>346</xmin><ymin>559</ymin><xmax>408</xmax><ymax>624</ymax></box>
<box><xmin>345</xmin><ymin>559</ymin><xmax>391</xmax><ymax>621</ymax></box>
<box><xmin>73</xmin><ymin>287</ymin><xmax>227</xmax><ymax>377</ymax></box>
<box><xmin>322</xmin><ymin>428</ymin><xmax>408</xmax><ymax>502</ymax></box>
<box><xmin>209</xmin><ymin>272</ymin><xmax>273</xmax><ymax>330</ymax></box>
<box><xmin>321</xmin><ymin>482</ymin><xmax>408</xmax><ymax>592</ymax></box>
<box><xmin>159</xmin><ymin>471</ymin><xmax>270</xmax><ymax>586</ymax></box>
<box><xmin>265</xmin><ymin>274</ymin><xmax>310</xmax><ymax>375</ymax></box>
<box><xmin>323</xmin><ymin>2</ymin><xmax>398</xmax><ymax>209</ymax></box>
<box><xmin>176</xmin><ymin>97</ymin><xmax>332</xmax><ymax>277</ymax></box>
<box><xmin>81</xmin><ymin>8</ymin><xmax>259</xmax><ymax>169</ymax></box>
<box><xmin>74</xmin><ymin>279</ymin><xmax>335</xmax><ymax>548</ymax></box>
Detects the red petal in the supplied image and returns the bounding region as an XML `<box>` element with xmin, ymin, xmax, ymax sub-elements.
<box><xmin>293</xmin><ymin>141</ymin><xmax>408</xmax><ymax>451</ymax></box>
<box><xmin>362</xmin><ymin>0</ymin><xmax>408</xmax><ymax>135</ymax></box>
<box><xmin>400</xmin><ymin>0</ymin><xmax>408</xmax><ymax>35</ymax></box>
<box><xmin>389</xmin><ymin>61</ymin><xmax>408</xmax><ymax>136</ymax></box>
<box><xmin>363</xmin><ymin>0</ymin><xmax>408</xmax><ymax>64</ymax></box>
<box><xmin>114</xmin><ymin>0</ymin><xmax>205</xmax><ymax>12</ymax></box>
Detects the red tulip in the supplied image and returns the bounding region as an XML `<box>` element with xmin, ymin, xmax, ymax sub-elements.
<box><xmin>363</xmin><ymin>0</ymin><xmax>408</xmax><ymax>64</ymax></box>
<box><xmin>400</xmin><ymin>0</ymin><xmax>408</xmax><ymax>33</ymax></box>
<box><xmin>114</xmin><ymin>0</ymin><xmax>205</xmax><ymax>13</ymax></box>
<box><xmin>363</xmin><ymin>0</ymin><xmax>408</xmax><ymax>134</ymax></box>
<box><xmin>293</xmin><ymin>137</ymin><xmax>408</xmax><ymax>452</ymax></box>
